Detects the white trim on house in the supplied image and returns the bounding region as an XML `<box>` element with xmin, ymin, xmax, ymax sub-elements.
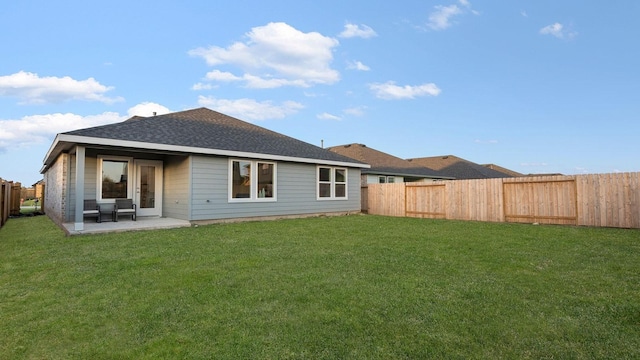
<box><xmin>97</xmin><ymin>155</ymin><xmax>134</xmax><ymax>202</ymax></box>
<box><xmin>316</xmin><ymin>165</ymin><xmax>348</xmax><ymax>201</ymax></box>
<box><xmin>41</xmin><ymin>134</ymin><xmax>370</xmax><ymax>173</ymax></box>
<box><xmin>228</xmin><ymin>158</ymin><xmax>278</xmax><ymax>203</ymax></box>
<box><xmin>135</xmin><ymin>159</ymin><xmax>164</xmax><ymax>217</ymax></box>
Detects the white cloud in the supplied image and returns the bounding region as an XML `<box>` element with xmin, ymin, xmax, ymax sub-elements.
<box><xmin>317</xmin><ymin>112</ymin><xmax>341</xmax><ymax>121</ymax></box>
<box><xmin>459</xmin><ymin>0</ymin><xmax>480</xmax><ymax>15</ymax></box>
<box><xmin>369</xmin><ymin>81</ymin><xmax>441</xmax><ymax>100</ymax></box>
<box><xmin>0</xmin><ymin>102</ymin><xmax>173</xmax><ymax>152</ymax></box>
<box><xmin>339</xmin><ymin>23</ymin><xmax>377</xmax><ymax>39</ymax></box>
<box><xmin>539</xmin><ymin>23</ymin><xmax>563</xmax><ymax>38</ymax></box>
<box><xmin>521</xmin><ymin>10</ymin><xmax>528</xmax><ymax>18</ymax></box>
<box><xmin>127</xmin><ymin>102</ymin><xmax>171</xmax><ymax>117</ymax></box>
<box><xmin>428</xmin><ymin>4</ymin><xmax>462</xmax><ymax>30</ymax></box>
<box><xmin>189</xmin><ymin>22</ymin><xmax>340</xmax><ymax>88</ymax></box>
<box><xmin>242</xmin><ymin>74</ymin><xmax>309</xmax><ymax>89</ymax></box>
<box><xmin>427</xmin><ymin>0</ymin><xmax>477</xmax><ymax>30</ymax></box>
<box><xmin>0</xmin><ymin>71</ymin><xmax>123</xmax><ymax>104</ymax></box>
<box><xmin>192</xmin><ymin>82</ymin><xmax>215</xmax><ymax>90</ymax></box>
<box><xmin>540</xmin><ymin>22</ymin><xmax>577</xmax><ymax>39</ymax></box>
<box><xmin>197</xmin><ymin>95</ymin><xmax>304</xmax><ymax>121</ymax></box>
<box><xmin>196</xmin><ymin>70</ymin><xmax>307</xmax><ymax>89</ymax></box>
<box><xmin>344</xmin><ymin>106</ymin><xmax>366</xmax><ymax>117</ymax></box>
<box><xmin>205</xmin><ymin>70</ymin><xmax>242</xmax><ymax>82</ymax></box>
<box><xmin>347</xmin><ymin>60</ymin><xmax>371</xmax><ymax>71</ymax></box>
<box><xmin>0</xmin><ymin>112</ymin><xmax>125</xmax><ymax>151</ymax></box>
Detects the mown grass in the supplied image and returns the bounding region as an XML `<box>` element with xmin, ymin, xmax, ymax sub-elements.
<box><xmin>1</xmin><ymin>215</ymin><xmax>638</xmax><ymax>359</ymax></box>
<box><xmin>19</xmin><ymin>199</ymin><xmax>42</xmax><ymax>215</ymax></box>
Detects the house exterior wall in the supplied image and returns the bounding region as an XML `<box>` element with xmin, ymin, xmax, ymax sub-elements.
<box><xmin>163</xmin><ymin>155</ymin><xmax>191</xmax><ymax>220</ymax></box>
<box><xmin>366</xmin><ymin>174</ymin><xmax>405</xmax><ymax>184</ymax></box>
<box><xmin>190</xmin><ymin>156</ymin><xmax>361</xmax><ymax>221</ymax></box>
<box><xmin>83</xmin><ymin>156</ymin><xmax>98</xmax><ymax>199</ymax></box>
<box><xmin>43</xmin><ymin>153</ymin><xmax>68</xmax><ymax>225</ymax></box>
<box><xmin>48</xmin><ymin>151</ymin><xmax>362</xmax><ymax>224</ymax></box>
<box><xmin>364</xmin><ymin>174</ymin><xmax>444</xmax><ymax>184</ymax></box>
<box><xmin>46</xmin><ymin>152</ymin><xmax>98</xmax><ymax>223</ymax></box>
<box><xmin>67</xmin><ymin>154</ymin><xmax>76</xmax><ymax>222</ymax></box>
<box><xmin>411</xmin><ymin>178</ymin><xmax>440</xmax><ymax>183</ymax></box>
<box><xmin>65</xmin><ymin>154</ymin><xmax>99</xmax><ymax>222</ymax></box>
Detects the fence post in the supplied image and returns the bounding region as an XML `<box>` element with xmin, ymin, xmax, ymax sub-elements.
<box><xmin>0</xmin><ymin>180</ymin><xmax>6</xmax><ymax>227</ymax></box>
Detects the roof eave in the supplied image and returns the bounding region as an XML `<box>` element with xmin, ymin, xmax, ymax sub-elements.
<box><xmin>45</xmin><ymin>134</ymin><xmax>370</xmax><ymax>169</ymax></box>
<box><xmin>41</xmin><ymin>134</ymin><xmax>64</xmax><ymax>174</ymax></box>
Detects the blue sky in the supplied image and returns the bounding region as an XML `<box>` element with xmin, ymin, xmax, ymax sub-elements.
<box><xmin>1</xmin><ymin>1</ymin><xmax>639</xmax><ymax>185</ymax></box>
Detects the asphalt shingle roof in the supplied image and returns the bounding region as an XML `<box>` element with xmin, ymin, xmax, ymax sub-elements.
<box><xmin>64</xmin><ymin>108</ymin><xmax>364</xmax><ymax>165</ymax></box>
<box><xmin>482</xmin><ymin>164</ymin><xmax>523</xmax><ymax>177</ymax></box>
<box><xmin>406</xmin><ymin>155</ymin><xmax>515</xmax><ymax>179</ymax></box>
<box><xmin>327</xmin><ymin>143</ymin><xmax>450</xmax><ymax>178</ymax></box>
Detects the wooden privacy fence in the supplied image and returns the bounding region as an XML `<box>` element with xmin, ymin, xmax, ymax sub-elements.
<box><xmin>1</xmin><ymin>180</ymin><xmax>22</xmax><ymax>228</ymax></box>
<box><xmin>366</xmin><ymin>172</ymin><xmax>640</xmax><ymax>229</ymax></box>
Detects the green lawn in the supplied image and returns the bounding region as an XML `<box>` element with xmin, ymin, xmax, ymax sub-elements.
<box><xmin>19</xmin><ymin>199</ymin><xmax>42</xmax><ymax>215</ymax></box>
<box><xmin>1</xmin><ymin>215</ymin><xmax>638</xmax><ymax>359</ymax></box>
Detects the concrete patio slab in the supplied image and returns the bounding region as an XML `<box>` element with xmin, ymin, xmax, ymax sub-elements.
<box><xmin>62</xmin><ymin>217</ymin><xmax>192</xmax><ymax>235</ymax></box>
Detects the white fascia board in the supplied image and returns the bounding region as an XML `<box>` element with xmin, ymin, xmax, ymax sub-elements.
<box><xmin>43</xmin><ymin>134</ymin><xmax>61</xmax><ymax>164</ymax></box>
<box><xmin>56</xmin><ymin>134</ymin><xmax>371</xmax><ymax>169</ymax></box>
<box><xmin>41</xmin><ymin>134</ymin><xmax>63</xmax><ymax>173</ymax></box>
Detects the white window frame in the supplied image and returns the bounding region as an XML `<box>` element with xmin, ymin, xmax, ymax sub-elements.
<box><xmin>97</xmin><ymin>155</ymin><xmax>133</xmax><ymax>202</ymax></box>
<box><xmin>228</xmin><ymin>159</ymin><xmax>277</xmax><ymax>202</ymax></box>
<box><xmin>317</xmin><ymin>166</ymin><xmax>348</xmax><ymax>200</ymax></box>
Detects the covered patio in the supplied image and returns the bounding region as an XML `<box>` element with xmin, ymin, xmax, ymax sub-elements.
<box><xmin>62</xmin><ymin>216</ymin><xmax>191</xmax><ymax>236</ymax></box>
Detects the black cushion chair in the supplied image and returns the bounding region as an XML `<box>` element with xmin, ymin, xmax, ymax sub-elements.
<box><xmin>113</xmin><ymin>199</ymin><xmax>136</xmax><ymax>221</ymax></box>
<box><xmin>83</xmin><ymin>199</ymin><xmax>101</xmax><ymax>223</ymax></box>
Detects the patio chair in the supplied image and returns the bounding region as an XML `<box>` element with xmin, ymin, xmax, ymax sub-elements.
<box><xmin>83</xmin><ymin>199</ymin><xmax>102</xmax><ymax>223</ymax></box>
<box><xmin>113</xmin><ymin>198</ymin><xmax>136</xmax><ymax>221</ymax></box>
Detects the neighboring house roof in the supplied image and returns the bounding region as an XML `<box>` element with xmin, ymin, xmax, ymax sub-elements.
<box><xmin>483</xmin><ymin>164</ymin><xmax>563</xmax><ymax>177</ymax></box>
<box><xmin>407</xmin><ymin>155</ymin><xmax>515</xmax><ymax>179</ymax></box>
<box><xmin>482</xmin><ymin>164</ymin><xmax>523</xmax><ymax>177</ymax></box>
<box><xmin>42</xmin><ymin>108</ymin><xmax>368</xmax><ymax>172</ymax></box>
<box><xmin>327</xmin><ymin>143</ymin><xmax>452</xmax><ymax>179</ymax></box>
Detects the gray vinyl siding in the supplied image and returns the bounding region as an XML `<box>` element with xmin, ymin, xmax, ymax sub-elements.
<box><xmin>190</xmin><ymin>156</ymin><xmax>227</xmax><ymax>220</ymax></box>
<box><xmin>84</xmin><ymin>157</ymin><xmax>98</xmax><ymax>199</ymax></box>
<box><xmin>163</xmin><ymin>156</ymin><xmax>191</xmax><ymax>220</ymax></box>
<box><xmin>67</xmin><ymin>154</ymin><xmax>76</xmax><ymax>222</ymax></box>
<box><xmin>190</xmin><ymin>155</ymin><xmax>361</xmax><ymax>221</ymax></box>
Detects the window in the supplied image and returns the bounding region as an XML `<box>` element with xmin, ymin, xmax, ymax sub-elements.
<box><xmin>378</xmin><ymin>176</ymin><xmax>395</xmax><ymax>184</ymax></box>
<box><xmin>317</xmin><ymin>166</ymin><xmax>347</xmax><ymax>200</ymax></box>
<box><xmin>229</xmin><ymin>159</ymin><xmax>276</xmax><ymax>201</ymax></box>
<box><xmin>387</xmin><ymin>176</ymin><xmax>395</xmax><ymax>183</ymax></box>
<box><xmin>379</xmin><ymin>176</ymin><xmax>386</xmax><ymax>184</ymax></box>
<box><xmin>98</xmin><ymin>157</ymin><xmax>132</xmax><ymax>200</ymax></box>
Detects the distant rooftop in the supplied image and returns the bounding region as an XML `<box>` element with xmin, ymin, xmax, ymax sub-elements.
<box><xmin>327</xmin><ymin>143</ymin><xmax>452</xmax><ymax>179</ymax></box>
<box><xmin>407</xmin><ymin>155</ymin><xmax>516</xmax><ymax>179</ymax></box>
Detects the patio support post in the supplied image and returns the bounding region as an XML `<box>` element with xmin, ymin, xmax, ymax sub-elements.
<box><xmin>74</xmin><ymin>145</ymin><xmax>86</xmax><ymax>231</ymax></box>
